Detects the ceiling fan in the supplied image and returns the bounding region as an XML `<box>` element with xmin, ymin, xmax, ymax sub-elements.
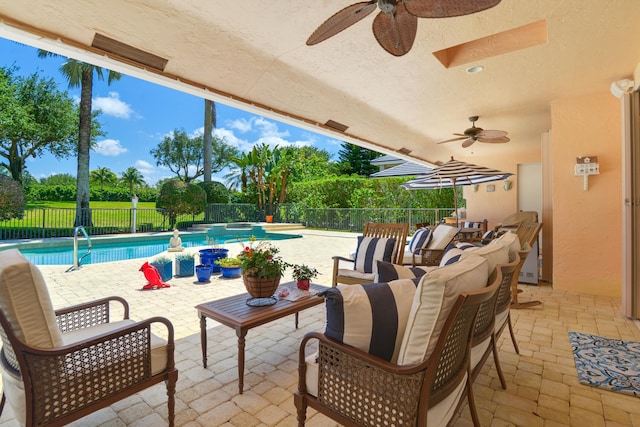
<box><xmin>437</xmin><ymin>116</ymin><xmax>510</xmax><ymax>148</ymax></box>
<box><xmin>306</xmin><ymin>0</ymin><xmax>502</xmax><ymax>56</ymax></box>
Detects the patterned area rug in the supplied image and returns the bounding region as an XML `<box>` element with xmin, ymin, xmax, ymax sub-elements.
<box><xmin>568</xmin><ymin>332</ymin><xmax>640</xmax><ymax>397</ymax></box>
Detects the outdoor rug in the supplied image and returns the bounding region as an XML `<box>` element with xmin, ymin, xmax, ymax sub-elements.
<box><xmin>568</xmin><ymin>332</ymin><xmax>640</xmax><ymax>397</ymax></box>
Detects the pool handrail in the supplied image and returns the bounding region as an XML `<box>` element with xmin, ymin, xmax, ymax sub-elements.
<box><xmin>70</xmin><ymin>226</ymin><xmax>92</xmax><ymax>271</ymax></box>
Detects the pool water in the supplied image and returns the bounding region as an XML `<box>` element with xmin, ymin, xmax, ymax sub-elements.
<box><xmin>18</xmin><ymin>232</ymin><xmax>301</xmax><ymax>266</ymax></box>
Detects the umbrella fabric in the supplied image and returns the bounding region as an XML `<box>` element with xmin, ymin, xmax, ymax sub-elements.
<box><xmin>402</xmin><ymin>157</ymin><xmax>513</xmax><ymax>224</ymax></box>
<box><xmin>402</xmin><ymin>158</ymin><xmax>513</xmax><ymax>189</ymax></box>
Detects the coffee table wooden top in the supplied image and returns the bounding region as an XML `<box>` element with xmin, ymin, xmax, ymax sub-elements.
<box><xmin>196</xmin><ymin>282</ymin><xmax>329</xmax><ymax>330</ymax></box>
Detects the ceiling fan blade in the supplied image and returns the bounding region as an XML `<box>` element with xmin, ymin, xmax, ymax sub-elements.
<box><xmin>372</xmin><ymin>2</ymin><xmax>417</xmax><ymax>56</ymax></box>
<box><xmin>403</xmin><ymin>0</ymin><xmax>501</xmax><ymax>18</ymax></box>
<box><xmin>437</xmin><ymin>136</ymin><xmax>468</xmax><ymax>144</ymax></box>
<box><xmin>477</xmin><ymin>136</ymin><xmax>511</xmax><ymax>143</ymax></box>
<box><xmin>461</xmin><ymin>138</ymin><xmax>476</xmax><ymax>148</ymax></box>
<box><xmin>478</xmin><ymin>129</ymin><xmax>508</xmax><ymax>138</ymax></box>
<box><xmin>307</xmin><ymin>1</ymin><xmax>377</xmax><ymax>45</ymax></box>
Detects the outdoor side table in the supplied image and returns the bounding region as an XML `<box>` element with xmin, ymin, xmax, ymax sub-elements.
<box><xmin>195</xmin><ymin>282</ymin><xmax>328</xmax><ymax>394</ymax></box>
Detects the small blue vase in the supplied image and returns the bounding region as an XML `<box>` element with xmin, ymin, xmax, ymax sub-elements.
<box><xmin>221</xmin><ymin>266</ymin><xmax>242</xmax><ymax>279</ymax></box>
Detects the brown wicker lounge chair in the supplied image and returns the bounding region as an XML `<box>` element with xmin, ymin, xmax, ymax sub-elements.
<box><xmin>331</xmin><ymin>222</ymin><xmax>409</xmax><ymax>286</ymax></box>
<box><xmin>294</xmin><ymin>284</ymin><xmax>497</xmax><ymax>426</ymax></box>
<box><xmin>0</xmin><ymin>249</ymin><xmax>178</xmax><ymax>427</ymax></box>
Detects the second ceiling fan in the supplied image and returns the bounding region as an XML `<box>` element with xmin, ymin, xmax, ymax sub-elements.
<box><xmin>437</xmin><ymin>116</ymin><xmax>510</xmax><ymax>148</ymax></box>
<box><xmin>306</xmin><ymin>0</ymin><xmax>502</xmax><ymax>56</ymax></box>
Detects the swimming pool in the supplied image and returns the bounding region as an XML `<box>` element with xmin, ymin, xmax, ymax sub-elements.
<box><xmin>13</xmin><ymin>228</ymin><xmax>302</xmax><ymax>266</ymax></box>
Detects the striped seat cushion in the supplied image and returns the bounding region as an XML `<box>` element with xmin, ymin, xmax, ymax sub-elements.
<box><xmin>463</xmin><ymin>221</ymin><xmax>483</xmax><ymax>228</ymax></box>
<box><xmin>321</xmin><ymin>279</ymin><xmax>419</xmax><ymax>363</ymax></box>
<box><xmin>354</xmin><ymin>236</ymin><xmax>396</xmax><ymax>274</ymax></box>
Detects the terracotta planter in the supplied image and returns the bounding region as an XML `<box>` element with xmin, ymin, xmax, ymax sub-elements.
<box><xmin>296</xmin><ymin>279</ymin><xmax>310</xmax><ymax>291</ymax></box>
<box><xmin>242</xmin><ymin>275</ymin><xmax>280</xmax><ymax>298</ymax></box>
<box><xmin>265</xmin><ymin>215</ymin><xmax>273</xmax><ymax>223</ymax></box>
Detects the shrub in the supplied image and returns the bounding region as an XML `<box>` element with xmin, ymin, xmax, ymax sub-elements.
<box><xmin>156</xmin><ymin>180</ymin><xmax>206</xmax><ymax>229</ymax></box>
<box><xmin>198</xmin><ymin>181</ymin><xmax>229</xmax><ymax>203</ymax></box>
<box><xmin>0</xmin><ymin>176</ymin><xmax>25</xmax><ymax>221</ymax></box>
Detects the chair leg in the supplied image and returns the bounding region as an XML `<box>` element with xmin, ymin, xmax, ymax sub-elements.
<box><xmin>491</xmin><ymin>336</ymin><xmax>507</xmax><ymax>389</ymax></box>
<box><xmin>166</xmin><ymin>371</ymin><xmax>178</xmax><ymax>427</ymax></box>
<box><xmin>293</xmin><ymin>393</ymin><xmax>307</xmax><ymax>426</ymax></box>
<box><xmin>466</xmin><ymin>377</ymin><xmax>481</xmax><ymax>427</ymax></box>
<box><xmin>506</xmin><ymin>314</ymin><xmax>520</xmax><ymax>355</ymax></box>
<box><xmin>0</xmin><ymin>392</ymin><xmax>5</xmax><ymax>417</ymax></box>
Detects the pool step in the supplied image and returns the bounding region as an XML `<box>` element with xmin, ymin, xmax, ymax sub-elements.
<box><xmin>188</xmin><ymin>223</ymin><xmax>305</xmax><ymax>232</ymax></box>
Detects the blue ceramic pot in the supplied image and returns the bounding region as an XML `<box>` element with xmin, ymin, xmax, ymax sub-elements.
<box><xmin>199</xmin><ymin>248</ymin><xmax>229</xmax><ymax>273</ymax></box>
<box><xmin>195</xmin><ymin>264</ymin><xmax>213</xmax><ymax>282</ymax></box>
<box><xmin>221</xmin><ymin>266</ymin><xmax>242</xmax><ymax>278</ymax></box>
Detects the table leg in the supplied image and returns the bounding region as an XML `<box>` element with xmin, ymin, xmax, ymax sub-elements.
<box><xmin>295</xmin><ymin>312</ymin><xmax>299</xmax><ymax>329</ymax></box>
<box><xmin>237</xmin><ymin>328</ymin><xmax>247</xmax><ymax>394</ymax></box>
<box><xmin>200</xmin><ymin>314</ymin><xmax>207</xmax><ymax>368</ymax></box>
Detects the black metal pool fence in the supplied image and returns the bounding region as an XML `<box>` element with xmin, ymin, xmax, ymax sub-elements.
<box><xmin>0</xmin><ymin>204</ymin><xmax>453</xmax><ymax>240</ymax></box>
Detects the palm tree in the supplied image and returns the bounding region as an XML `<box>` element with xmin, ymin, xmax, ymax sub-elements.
<box><xmin>121</xmin><ymin>167</ymin><xmax>146</xmax><ymax>195</ymax></box>
<box><xmin>90</xmin><ymin>167</ymin><xmax>117</xmax><ymax>190</ymax></box>
<box><xmin>38</xmin><ymin>50</ymin><xmax>121</xmax><ymax>227</ymax></box>
<box><xmin>225</xmin><ymin>152</ymin><xmax>252</xmax><ymax>191</ymax></box>
<box><xmin>203</xmin><ymin>99</ymin><xmax>217</xmax><ymax>182</ymax></box>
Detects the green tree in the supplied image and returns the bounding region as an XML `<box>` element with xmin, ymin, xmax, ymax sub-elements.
<box><xmin>0</xmin><ymin>175</ymin><xmax>25</xmax><ymax>221</ymax></box>
<box><xmin>0</xmin><ymin>66</ymin><xmax>77</xmax><ymax>183</ymax></box>
<box><xmin>40</xmin><ymin>173</ymin><xmax>76</xmax><ymax>186</ymax></box>
<box><xmin>337</xmin><ymin>142</ymin><xmax>382</xmax><ymax>177</ymax></box>
<box><xmin>225</xmin><ymin>151</ymin><xmax>253</xmax><ymax>191</ymax></box>
<box><xmin>38</xmin><ymin>51</ymin><xmax>121</xmax><ymax>227</ymax></box>
<box><xmin>156</xmin><ymin>180</ymin><xmax>206</xmax><ymax>229</ymax></box>
<box><xmin>90</xmin><ymin>166</ymin><xmax>117</xmax><ymax>190</ymax></box>
<box><xmin>151</xmin><ymin>128</ymin><xmax>237</xmax><ymax>182</ymax></box>
<box><xmin>120</xmin><ymin>167</ymin><xmax>146</xmax><ymax>195</ymax></box>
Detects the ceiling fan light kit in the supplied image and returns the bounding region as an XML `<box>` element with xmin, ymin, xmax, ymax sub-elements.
<box><xmin>307</xmin><ymin>0</ymin><xmax>502</xmax><ymax>56</ymax></box>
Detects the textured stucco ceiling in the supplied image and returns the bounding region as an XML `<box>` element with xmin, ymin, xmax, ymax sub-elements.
<box><xmin>1</xmin><ymin>1</ymin><xmax>639</xmax><ymax>166</ymax></box>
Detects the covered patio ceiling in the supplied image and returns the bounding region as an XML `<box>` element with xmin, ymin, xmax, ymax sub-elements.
<box><xmin>0</xmin><ymin>1</ymin><xmax>639</xmax><ymax>166</ymax></box>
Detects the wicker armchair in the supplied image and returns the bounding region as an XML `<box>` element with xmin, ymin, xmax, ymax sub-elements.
<box><xmin>294</xmin><ymin>285</ymin><xmax>497</xmax><ymax>427</ymax></box>
<box><xmin>495</xmin><ymin>253</ymin><xmax>521</xmax><ymax>358</ymax></box>
<box><xmin>332</xmin><ymin>222</ymin><xmax>409</xmax><ymax>286</ymax></box>
<box><xmin>407</xmin><ymin>224</ymin><xmax>460</xmax><ymax>266</ymax></box>
<box><xmin>0</xmin><ymin>249</ymin><xmax>178</xmax><ymax>427</ymax></box>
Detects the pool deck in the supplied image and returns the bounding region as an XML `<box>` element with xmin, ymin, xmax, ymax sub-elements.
<box><xmin>1</xmin><ymin>229</ymin><xmax>640</xmax><ymax>426</ymax></box>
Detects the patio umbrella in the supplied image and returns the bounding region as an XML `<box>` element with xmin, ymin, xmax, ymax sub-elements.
<box><xmin>402</xmin><ymin>157</ymin><xmax>513</xmax><ymax>225</ymax></box>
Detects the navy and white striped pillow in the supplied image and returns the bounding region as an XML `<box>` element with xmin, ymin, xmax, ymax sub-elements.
<box><xmin>321</xmin><ymin>279</ymin><xmax>418</xmax><ymax>362</ymax></box>
<box><xmin>408</xmin><ymin>227</ymin><xmax>433</xmax><ymax>253</ymax></box>
<box><xmin>354</xmin><ymin>236</ymin><xmax>396</xmax><ymax>273</ymax></box>
<box><xmin>375</xmin><ymin>260</ymin><xmax>428</xmax><ymax>283</ymax></box>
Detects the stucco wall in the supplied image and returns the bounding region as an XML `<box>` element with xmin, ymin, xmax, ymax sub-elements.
<box><xmin>550</xmin><ymin>91</ymin><xmax>622</xmax><ymax>297</ymax></box>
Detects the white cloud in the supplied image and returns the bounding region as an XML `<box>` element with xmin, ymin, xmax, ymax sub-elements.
<box><xmin>227</xmin><ymin>118</ymin><xmax>252</xmax><ymax>133</ymax></box>
<box><xmin>93</xmin><ymin>139</ymin><xmax>128</xmax><ymax>156</ymax></box>
<box><xmin>254</xmin><ymin>117</ymin><xmax>289</xmax><ymax>139</ymax></box>
<box><xmin>92</xmin><ymin>92</ymin><xmax>136</xmax><ymax>119</ymax></box>
<box><xmin>135</xmin><ymin>159</ymin><xmax>172</xmax><ymax>185</ymax></box>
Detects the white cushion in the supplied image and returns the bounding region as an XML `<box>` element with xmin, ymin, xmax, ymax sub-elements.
<box><xmin>460</xmin><ymin>244</ymin><xmax>509</xmax><ymax>276</ymax></box>
<box><xmin>374</xmin><ymin>261</ymin><xmax>429</xmax><ymax>283</ymax></box>
<box><xmin>0</xmin><ymin>250</ymin><xmax>62</xmax><ymax>357</ymax></box>
<box><xmin>397</xmin><ymin>256</ymin><xmax>489</xmax><ymax>365</ymax></box>
<box><xmin>490</xmin><ymin>231</ymin><xmax>521</xmax><ymax>257</ymax></box>
<box><xmin>428</xmin><ymin>225</ymin><xmax>459</xmax><ymax>250</ymax></box>
<box><xmin>426</xmin><ymin>374</ymin><xmax>467</xmax><ymax>427</ymax></box>
<box><xmin>471</xmin><ymin>336</ymin><xmax>492</xmax><ymax>370</ymax></box>
<box><xmin>336</xmin><ymin>269</ymin><xmax>375</xmax><ymax>282</ymax></box>
<box><xmin>61</xmin><ymin>319</ymin><xmax>169</xmax><ymax>375</ymax></box>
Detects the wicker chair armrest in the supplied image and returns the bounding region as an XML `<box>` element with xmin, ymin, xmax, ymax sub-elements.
<box><xmin>298</xmin><ymin>332</ymin><xmax>426</xmax><ymax>425</ymax></box>
<box><xmin>412</xmin><ymin>248</ymin><xmax>446</xmax><ymax>267</ymax></box>
<box><xmin>55</xmin><ymin>296</ymin><xmax>130</xmax><ymax>333</ymax></box>
<box><xmin>16</xmin><ymin>316</ymin><xmax>174</xmax><ymax>425</ymax></box>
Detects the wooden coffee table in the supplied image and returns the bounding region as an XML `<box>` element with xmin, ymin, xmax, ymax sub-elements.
<box><xmin>195</xmin><ymin>282</ymin><xmax>329</xmax><ymax>394</ymax></box>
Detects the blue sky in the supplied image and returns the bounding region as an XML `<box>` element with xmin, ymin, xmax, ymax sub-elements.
<box><xmin>1</xmin><ymin>38</ymin><xmax>344</xmax><ymax>185</ymax></box>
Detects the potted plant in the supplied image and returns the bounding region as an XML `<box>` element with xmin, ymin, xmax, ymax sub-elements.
<box><xmin>215</xmin><ymin>257</ymin><xmax>242</xmax><ymax>279</ymax></box>
<box><xmin>150</xmin><ymin>256</ymin><xmax>173</xmax><ymax>282</ymax></box>
<box><xmin>292</xmin><ymin>264</ymin><xmax>319</xmax><ymax>290</ymax></box>
<box><xmin>175</xmin><ymin>253</ymin><xmax>195</xmax><ymax>277</ymax></box>
<box><xmin>239</xmin><ymin>240</ymin><xmax>290</xmax><ymax>298</ymax></box>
